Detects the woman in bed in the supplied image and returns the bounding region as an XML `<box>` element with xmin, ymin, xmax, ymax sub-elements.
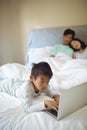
<box><xmin>69</xmin><ymin>38</ymin><xmax>87</xmax><ymax>59</ymax></box>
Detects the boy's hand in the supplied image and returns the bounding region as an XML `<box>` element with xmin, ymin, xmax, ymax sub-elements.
<box><xmin>44</xmin><ymin>100</ymin><xmax>58</xmax><ymax>111</ymax></box>
<box><xmin>53</xmin><ymin>94</ymin><xmax>60</xmax><ymax>104</ymax></box>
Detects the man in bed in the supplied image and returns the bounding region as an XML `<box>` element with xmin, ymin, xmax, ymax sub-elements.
<box><xmin>50</xmin><ymin>28</ymin><xmax>75</xmax><ymax>57</ymax></box>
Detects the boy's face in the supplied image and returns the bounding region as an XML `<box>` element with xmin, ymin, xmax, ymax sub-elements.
<box><xmin>30</xmin><ymin>74</ymin><xmax>50</xmax><ymax>93</ymax></box>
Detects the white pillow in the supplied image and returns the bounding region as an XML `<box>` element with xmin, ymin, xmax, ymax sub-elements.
<box><xmin>27</xmin><ymin>46</ymin><xmax>52</xmax><ymax>68</ymax></box>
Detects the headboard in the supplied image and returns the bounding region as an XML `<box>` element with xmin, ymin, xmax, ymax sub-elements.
<box><xmin>28</xmin><ymin>25</ymin><xmax>87</xmax><ymax>48</ymax></box>
<box><xmin>26</xmin><ymin>25</ymin><xmax>87</xmax><ymax>66</ymax></box>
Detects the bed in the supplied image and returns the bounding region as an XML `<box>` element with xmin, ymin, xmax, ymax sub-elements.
<box><xmin>0</xmin><ymin>25</ymin><xmax>87</xmax><ymax>130</ymax></box>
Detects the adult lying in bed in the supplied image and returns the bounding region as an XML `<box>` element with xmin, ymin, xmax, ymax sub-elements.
<box><xmin>50</xmin><ymin>28</ymin><xmax>75</xmax><ymax>57</ymax></box>
<box><xmin>69</xmin><ymin>38</ymin><xmax>87</xmax><ymax>59</ymax></box>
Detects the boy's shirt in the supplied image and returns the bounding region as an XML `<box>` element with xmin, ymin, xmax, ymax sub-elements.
<box><xmin>0</xmin><ymin>79</ymin><xmax>55</xmax><ymax>114</ymax></box>
<box><xmin>50</xmin><ymin>44</ymin><xmax>73</xmax><ymax>57</ymax></box>
<box><xmin>15</xmin><ymin>80</ymin><xmax>54</xmax><ymax>114</ymax></box>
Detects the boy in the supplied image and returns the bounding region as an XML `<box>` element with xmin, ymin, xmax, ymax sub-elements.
<box><xmin>0</xmin><ymin>62</ymin><xmax>60</xmax><ymax>114</ymax></box>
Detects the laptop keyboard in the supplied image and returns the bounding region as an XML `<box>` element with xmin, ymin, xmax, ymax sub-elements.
<box><xmin>49</xmin><ymin>109</ymin><xmax>58</xmax><ymax>117</ymax></box>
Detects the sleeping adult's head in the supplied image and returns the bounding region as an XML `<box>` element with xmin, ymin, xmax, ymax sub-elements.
<box><xmin>63</xmin><ymin>29</ymin><xmax>75</xmax><ymax>45</ymax></box>
<box><xmin>69</xmin><ymin>38</ymin><xmax>87</xmax><ymax>51</ymax></box>
<box><xmin>69</xmin><ymin>38</ymin><xmax>87</xmax><ymax>59</ymax></box>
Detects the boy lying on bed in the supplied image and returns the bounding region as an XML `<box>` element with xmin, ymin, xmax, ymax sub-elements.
<box><xmin>0</xmin><ymin>62</ymin><xmax>60</xmax><ymax>114</ymax></box>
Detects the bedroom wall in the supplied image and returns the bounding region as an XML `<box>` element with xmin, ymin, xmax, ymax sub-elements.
<box><xmin>0</xmin><ymin>0</ymin><xmax>87</xmax><ymax>65</ymax></box>
<box><xmin>0</xmin><ymin>0</ymin><xmax>23</xmax><ymax>65</ymax></box>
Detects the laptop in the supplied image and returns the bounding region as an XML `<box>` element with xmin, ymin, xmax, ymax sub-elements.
<box><xmin>45</xmin><ymin>82</ymin><xmax>87</xmax><ymax>120</ymax></box>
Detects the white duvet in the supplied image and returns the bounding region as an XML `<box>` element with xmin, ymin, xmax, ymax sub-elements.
<box><xmin>0</xmin><ymin>92</ymin><xmax>87</xmax><ymax>130</ymax></box>
<box><xmin>37</xmin><ymin>54</ymin><xmax>87</xmax><ymax>91</ymax></box>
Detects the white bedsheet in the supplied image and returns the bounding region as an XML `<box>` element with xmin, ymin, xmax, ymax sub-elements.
<box><xmin>38</xmin><ymin>55</ymin><xmax>87</xmax><ymax>91</ymax></box>
<box><xmin>0</xmin><ymin>92</ymin><xmax>87</xmax><ymax>130</ymax></box>
<box><xmin>0</xmin><ymin>63</ymin><xmax>30</xmax><ymax>81</ymax></box>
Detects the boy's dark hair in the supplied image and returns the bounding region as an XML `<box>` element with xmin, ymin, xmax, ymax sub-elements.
<box><xmin>31</xmin><ymin>62</ymin><xmax>53</xmax><ymax>79</ymax></box>
<box><xmin>69</xmin><ymin>38</ymin><xmax>87</xmax><ymax>52</ymax></box>
<box><xmin>63</xmin><ymin>28</ymin><xmax>75</xmax><ymax>38</ymax></box>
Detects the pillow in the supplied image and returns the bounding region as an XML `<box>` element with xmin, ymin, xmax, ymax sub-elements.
<box><xmin>27</xmin><ymin>46</ymin><xmax>52</xmax><ymax>68</ymax></box>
